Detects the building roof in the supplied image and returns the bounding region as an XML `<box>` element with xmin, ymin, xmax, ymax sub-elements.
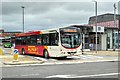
<box><xmin>89</xmin><ymin>13</ymin><xmax>120</xmax><ymax>24</ymax></box>
<box><xmin>88</xmin><ymin>13</ymin><xmax>120</xmax><ymax>29</ymax></box>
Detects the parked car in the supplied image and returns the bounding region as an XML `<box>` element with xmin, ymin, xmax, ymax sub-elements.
<box><xmin>4</xmin><ymin>43</ymin><xmax>11</xmax><ymax>48</ymax></box>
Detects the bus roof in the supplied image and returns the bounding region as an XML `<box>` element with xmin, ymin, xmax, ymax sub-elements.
<box><xmin>15</xmin><ymin>24</ymin><xmax>79</xmax><ymax>37</ymax></box>
<box><xmin>15</xmin><ymin>31</ymin><xmax>41</xmax><ymax>37</ymax></box>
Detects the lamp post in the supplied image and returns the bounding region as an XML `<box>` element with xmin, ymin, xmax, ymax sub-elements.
<box><xmin>113</xmin><ymin>3</ymin><xmax>116</xmax><ymax>50</ymax></box>
<box><xmin>21</xmin><ymin>6</ymin><xmax>25</xmax><ymax>33</ymax></box>
<box><xmin>93</xmin><ymin>1</ymin><xmax>98</xmax><ymax>53</ymax></box>
<box><xmin>118</xmin><ymin>2</ymin><xmax>120</xmax><ymax>50</ymax></box>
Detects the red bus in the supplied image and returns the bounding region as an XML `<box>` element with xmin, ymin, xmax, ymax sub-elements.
<box><xmin>15</xmin><ymin>26</ymin><xmax>82</xmax><ymax>58</ymax></box>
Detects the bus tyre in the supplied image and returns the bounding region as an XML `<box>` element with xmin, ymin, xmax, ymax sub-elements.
<box><xmin>43</xmin><ymin>50</ymin><xmax>49</xmax><ymax>59</ymax></box>
<box><xmin>21</xmin><ymin>49</ymin><xmax>25</xmax><ymax>55</ymax></box>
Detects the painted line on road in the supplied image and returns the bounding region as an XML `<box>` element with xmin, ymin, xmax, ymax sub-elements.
<box><xmin>74</xmin><ymin>73</ymin><xmax>119</xmax><ymax>78</ymax></box>
<box><xmin>46</xmin><ymin>73</ymin><xmax>120</xmax><ymax>78</ymax></box>
<box><xmin>3</xmin><ymin>73</ymin><xmax>40</xmax><ymax>78</ymax></box>
<box><xmin>3</xmin><ymin>72</ymin><xmax>119</xmax><ymax>78</ymax></box>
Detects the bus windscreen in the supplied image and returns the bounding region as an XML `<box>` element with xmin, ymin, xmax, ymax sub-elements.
<box><xmin>60</xmin><ymin>27</ymin><xmax>81</xmax><ymax>48</ymax></box>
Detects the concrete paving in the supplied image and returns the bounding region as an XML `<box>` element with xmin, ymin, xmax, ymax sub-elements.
<box><xmin>83</xmin><ymin>51</ymin><xmax>119</xmax><ymax>57</ymax></box>
<box><xmin>0</xmin><ymin>53</ymin><xmax>118</xmax><ymax>67</ymax></box>
<box><xmin>0</xmin><ymin>55</ymin><xmax>44</xmax><ymax>66</ymax></box>
<box><xmin>0</xmin><ymin>47</ymin><xmax>119</xmax><ymax>67</ymax></box>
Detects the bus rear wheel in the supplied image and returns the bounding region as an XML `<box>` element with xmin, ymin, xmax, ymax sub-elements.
<box><xmin>43</xmin><ymin>50</ymin><xmax>49</xmax><ymax>59</ymax></box>
<box><xmin>21</xmin><ymin>49</ymin><xmax>25</xmax><ymax>55</ymax></box>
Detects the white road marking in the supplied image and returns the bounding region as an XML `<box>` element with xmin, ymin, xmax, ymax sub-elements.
<box><xmin>3</xmin><ymin>73</ymin><xmax>40</xmax><ymax>78</ymax></box>
<box><xmin>48</xmin><ymin>59</ymin><xmax>58</xmax><ymax>61</ymax></box>
<box><xmin>3</xmin><ymin>72</ymin><xmax>119</xmax><ymax>78</ymax></box>
<box><xmin>79</xmin><ymin>55</ymin><xmax>103</xmax><ymax>59</ymax></box>
<box><xmin>18</xmin><ymin>74</ymin><xmax>40</xmax><ymax>77</ymax></box>
<box><xmin>67</xmin><ymin>56</ymin><xmax>80</xmax><ymax>59</ymax></box>
<box><xmin>74</xmin><ymin>73</ymin><xmax>119</xmax><ymax>78</ymax></box>
<box><xmin>33</xmin><ymin>57</ymin><xmax>47</xmax><ymax>61</ymax></box>
<box><xmin>46</xmin><ymin>75</ymin><xmax>74</xmax><ymax>78</ymax></box>
<box><xmin>33</xmin><ymin>57</ymin><xmax>57</xmax><ymax>61</ymax></box>
<box><xmin>46</xmin><ymin>73</ymin><xmax>119</xmax><ymax>78</ymax></box>
<box><xmin>68</xmin><ymin>55</ymin><xmax>104</xmax><ymax>59</ymax></box>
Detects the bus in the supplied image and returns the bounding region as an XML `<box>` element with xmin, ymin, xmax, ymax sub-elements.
<box><xmin>15</xmin><ymin>26</ymin><xmax>82</xmax><ymax>58</ymax></box>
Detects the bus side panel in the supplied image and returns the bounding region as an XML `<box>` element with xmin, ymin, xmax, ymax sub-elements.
<box><xmin>15</xmin><ymin>45</ymin><xmax>28</xmax><ymax>54</ymax></box>
<box><xmin>37</xmin><ymin>46</ymin><xmax>45</xmax><ymax>56</ymax></box>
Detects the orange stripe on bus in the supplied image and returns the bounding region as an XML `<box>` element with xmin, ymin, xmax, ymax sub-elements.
<box><xmin>40</xmin><ymin>31</ymin><xmax>42</xmax><ymax>34</ymax></box>
<box><xmin>44</xmin><ymin>46</ymin><xmax>48</xmax><ymax>50</ymax></box>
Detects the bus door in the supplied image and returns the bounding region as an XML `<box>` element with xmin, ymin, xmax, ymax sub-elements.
<box><xmin>49</xmin><ymin>33</ymin><xmax>59</xmax><ymax>55</ymax></box>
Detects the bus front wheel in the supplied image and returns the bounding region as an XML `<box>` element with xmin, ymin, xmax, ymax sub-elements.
<box><xmin>21</xmin><ymin>49</ymin><xmax>25</xmax><ymax>55</ymax></box>
<box><xmin>43</xmin><ymin>50</ymin><xmax>49</xmax><ymax>59</ymax></box>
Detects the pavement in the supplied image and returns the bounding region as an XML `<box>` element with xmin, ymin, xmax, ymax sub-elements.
<box><xmin>83</xmin><ymin>51</ymin><xmax>119</xmax><ymax>57</ymax></box>
<box><xmin>0</xmin><ymin>54</ymin><xmax>44</xmax><ymax>66</ymax></box>
<box><xmin>0</xmin><ymin>48</ymin><xmax>119</xmax><ymax>67</ymax></box>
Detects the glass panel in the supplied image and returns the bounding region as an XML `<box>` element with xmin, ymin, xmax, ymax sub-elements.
<box><xmin>50</xmin><ymin>33</ymin><xmax>59</xmax><ymax>46</ymax></box>
<box><xmin>42</xmin><ymin>34</ymin><xmax>49</xmax><ymax>45</ymax></box>
<box><xmin>30</xmin><ymin>36</ymin><xmax>37</xmax><ymax>45</ymax></box>
<box><xmin>37</xmin><ymin>35</ymin><xmax>42</xmax><ymax>45</ymax></box>
<box><xmin>60</xmin><ymin>27</ymin><xmax>81</xmax><ymax>48</ymax></box>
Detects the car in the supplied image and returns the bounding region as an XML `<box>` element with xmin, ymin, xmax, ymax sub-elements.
<box><xmin>4</xmin><ymin>43</ymin><xmax>11</xmax><ymax>48</ymax></box>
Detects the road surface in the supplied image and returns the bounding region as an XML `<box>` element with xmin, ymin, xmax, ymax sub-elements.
<box><xmin>2</xmin><ymin>61</ymin><xmax>119</xmax><ymax>78</ymax></box>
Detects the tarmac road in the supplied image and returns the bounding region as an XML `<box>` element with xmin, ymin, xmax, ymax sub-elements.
<box><xmin>2</xmin><ymin>61</ymin><xmax>119</xmax><ymax>78</ymax></box>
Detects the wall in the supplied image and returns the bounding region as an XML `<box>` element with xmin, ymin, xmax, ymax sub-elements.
<box><xmin>101</xmin><ymin>34</ymin><xmax>107</xmax><ymax>50</ymax></box>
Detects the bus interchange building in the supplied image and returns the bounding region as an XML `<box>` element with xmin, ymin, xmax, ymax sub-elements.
<box><xmin>77</xmin><ymin>13</ymin><xmax>120</xmax><ymax>51</ymax></box>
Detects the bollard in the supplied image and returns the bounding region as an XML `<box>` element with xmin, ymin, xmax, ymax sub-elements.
<box><xmin>0</xmin><ymin>48</ymin><xmax>2</xmax><ymax>55</ymax></box>
<box><xmin>13</xmin><ymin>49</ymin><xmax>19</xmax><ymax>62</ymax></box>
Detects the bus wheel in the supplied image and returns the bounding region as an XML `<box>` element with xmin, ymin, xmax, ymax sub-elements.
<box><xmin>43</xmin><ymin>50</ymin><xmax>49</xmax><ymax>59</ymax></box>
<box><xmin>21</xmin><ymin>49</ymin><xmax>25</xmax><ymax>55</ymax></box>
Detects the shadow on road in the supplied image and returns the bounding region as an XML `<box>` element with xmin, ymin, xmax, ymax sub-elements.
<box><xmin>21</xmin><ymin>54</ymin><xmax>75</xmax><ymax>61</ymax></box>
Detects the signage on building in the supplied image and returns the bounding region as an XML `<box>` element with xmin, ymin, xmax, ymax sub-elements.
<box><xmin>92</xmin><ymin>26</ymin><xmax>104</xmax><ymax>32</ymax></box>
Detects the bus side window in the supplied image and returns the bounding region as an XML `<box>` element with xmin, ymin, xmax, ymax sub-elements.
<box><xmin>37</xmin><ymin>35</ymin><xmax>42</xmax><ymax>45</ymax></box>
<box><xmin>43</xmin><ymin>34</ymin><xmax>49</xmax><ymax>45</ymax></box>
<box><xmin>50</xmin><ymin>33</ymin><xmax>58</xmax><ymax>46</ymax></box>
<box><xmin>30</xmin><ymin>35</ymin><xmax>37</xmax><ymax>45</ymax></box>
<box><xmin>21</xmin><ymin>37</ymin><xmax>26</xmax><ymax>45</ymax></box>
<box><xmin>26</xmin><ymin>36</ymin><xmax>31</xmax><ymax>45</ymax></box>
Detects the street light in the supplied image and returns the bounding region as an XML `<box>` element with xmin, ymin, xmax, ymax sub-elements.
<box><xmin>93</xmin><ymin>1</ymin><xmax>98</xmax><ymax>53</ymax></box>
<box><xmin>21</xmin><ymin>6</ymin><xmax>25</xmax><ymax>33</ymax></box>
<box><xmin>118</xmin><ymin>1</ymin><xmax>120</xmax><ymax>50</ymax></box>
<box><xmin>113</xmin><ymin>3</ymin><xmax>117</xmax><ymax>50</ymax></box>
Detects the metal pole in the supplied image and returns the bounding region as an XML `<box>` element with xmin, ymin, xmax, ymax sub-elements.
<box><xmin>118</xmin><ymin>25</ymin><xmax>119</xmax><ymax>50</ymax></box>
<box><xmin>118</xmin><ymin>2</ymin><xmax>120</xmax><ymax>50</ymax></box>
<box><xmin>118</xmin><ymin>1</ymin><xmax>120</xmax><ymax>50</ymax></box>
<box><xmin>113</xmin><ymin>3</ymin><xmax>116</xmax><ymax>50</ymax></box>
<box><xmin>94</xmin><ymin>1</ymin><xmax>97</xmax><ymax>53</ymax></box>
<box><xmin>21</xmin><ymin>6</ymin><xmax>25</xmax><ymax>33</ymax></box>
<box><xmin>82</xmin><ymin>33</ymin><xmax>84</xmax><ymax>54</ymax></box>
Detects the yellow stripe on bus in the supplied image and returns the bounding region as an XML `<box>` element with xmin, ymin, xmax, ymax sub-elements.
<box><xmin>40</xmin><ymin>31</ymin><xmax>42</xmax><ymax>34</ymax></box>
<box><xmin>44</xmin><ymin>46</ymin><xmax>48</xmax><ymax>50</ymax></box>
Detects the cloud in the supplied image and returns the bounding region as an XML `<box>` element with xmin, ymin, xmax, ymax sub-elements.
<box><xmin>2</xmin><ymin>0</ymin><xmax>120</xmax><ymax>2</ymax></box>
<box><xmin>1</xmin><ymin>2</ymin><xmax>117</xmax><ymax>32</ymax></box>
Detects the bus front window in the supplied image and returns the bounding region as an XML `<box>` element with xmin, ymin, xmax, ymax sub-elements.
<box><xmin>61</xmin><ymin>33</ymin><xmax>80</xmax><ymax>48</ymax></box>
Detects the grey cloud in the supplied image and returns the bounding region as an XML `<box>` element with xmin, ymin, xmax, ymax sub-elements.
<box><xmin>117</xmin><ymin>2</ymin><xmax>119</xmax><ymax>14</ymax></box>
<box><xmin>2</xmin><ymin>2</ymin><xmax>116</xmax><ymax>32</ymax></box>
<box><xmin>2</xmin><ymin>2</ymin><xmax>65</xmax><ymax>15</ymax></box>
<box><xmin>63</xmin><ymin>2</ymin><xmax>94</xmax><ymax>12</ymax></box>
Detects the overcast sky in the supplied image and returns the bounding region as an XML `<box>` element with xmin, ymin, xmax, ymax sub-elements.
<box><xmin>1</xmin><ymin>0</ymin><xmax>120</xmax><ymax>32</ymax></box>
